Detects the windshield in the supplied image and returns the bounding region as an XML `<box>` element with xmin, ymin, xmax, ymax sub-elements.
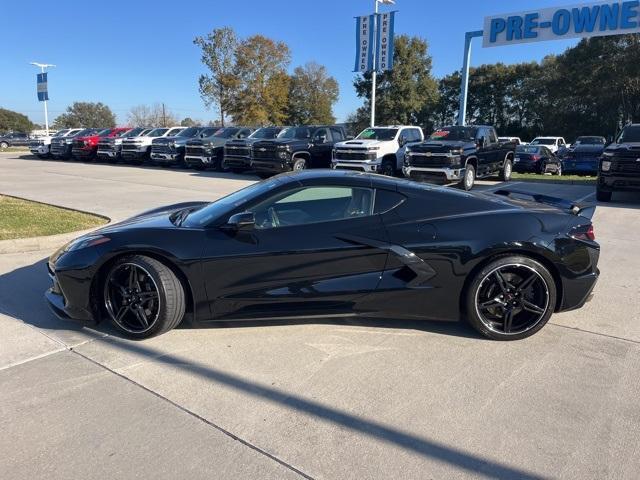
<box><xmin>147</xmin><ymin>128</ymin><xmax>168</xmax><ymax>137</ymax></box>
<box><xmin>531</xmin><ymin>138</ymin><xmax>555</xmax><ymax>145</ymax></box>
<box><xmin>618</xmin><ymin>126</ymin><xmax>640</xmax><ymax>144</ymax></box>
<box><xmin>516</xmin><ymin>146</ymin><xmax>540</xmax><ymax>154</ymax></box>
<box><xmin>429</xmin><ymin>126</ymin><xmax>477</xmax><ymax>141</ymax></box>
<box><xmin>53</xmin><ymin>129</ymin><xmax>70</xmax><ymax>137</ymax></box>
<box><xmin>251</xmin><ymin>127</ymin><xmax>281</xmax><ymax>139</ymax></box>
<box><xmin>122</xmin><ymin>128</ymin><xmax>145</xmax><ymax>138</ymax></box>
<box><xmin>183</xmin><ymin>179</ymin><xmax>284</xmax><ymax>227</ymax></box>
<box><xmin>356</xmin><ymin>128</ymin><xmax>399</xmax><ymax>141</ymax></box>
<box><xmin>177</xmin><ymin>127</ymin><xmax>202</xmax><ymax>138</ymax></box>
<box><xmin>278</xmin><ymin>127</ymin><xmax>312</xmax><ymax>139</ymax></box>
<box><xmin>211</xmin><ymin>127</ymin><xmax>240</xmax><ymax>138</ymax></box>
<box><xmin>97</xmin><ymin>129</ymin><xmax>113</xmax><ymax>137</ymax></box>
<box><xmin>575</xmin><ymin>136</ymin><xmax>605</xmax><ymax>145</ymax></box>
<box><xmin>166</xmin><ymin>128</ymin><xmax>184</xmax><ymax>136</ymax></box>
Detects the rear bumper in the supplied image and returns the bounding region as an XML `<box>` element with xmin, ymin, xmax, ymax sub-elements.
<box><xmin>403</xmin><ymin>166</ymin><xmax>464</xmax><ymax>182</ymax></box>
<box><xmin>598</xmin><ymin>174</ymin><xmax>640</xmax><ymax>192</ymax></box>
<box><xmin>559</xmin><ymin>269</ymin><xmax>599</xmax><ymax>312</ymax></box>
<box><xmin>562</xmin><ymin>159</ymin><xmax>598</xmax><ymax>174</ymax></box>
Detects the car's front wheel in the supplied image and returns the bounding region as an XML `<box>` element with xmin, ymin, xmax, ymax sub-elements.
<box><xmin>0</xmin><ymin>142</ymin><xmax>8</xmax><ymax>149</ymax></box>
<box><xmin>461</xmin><ymin>164</ymin><xmax>476</xmax><ymax>191</ymax></box>
<box><xmin>103</xmin><ymin>255</ymin><xmax>185</xmax><ymax>339</ymax></box>
<box><xmin>465</xmin><ymin>256</ymin><xmax>556</xmax><ymax>340</ymax></box>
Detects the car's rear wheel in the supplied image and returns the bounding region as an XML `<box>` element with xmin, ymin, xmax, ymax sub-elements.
<box><xmin>555</xmin><ymin>164</ymin><xmax>562</xmax><ymax>176</ymax></box>
<box><xmin>499</xmin><ymin>158</ymin><xmax>512</xmax><ymax>181</ymax></box>
<box><xmin>466</xmin><ymin>256</ymin><xmax>556</xmax><ymax>340</ymax></box>
<box><xmin>103</xmin><ymin>255</ymin><xmax>185</xmax><ymax>339</ymax></box>
<box><xmin>0</xmin><ymin>142</ymin><xmax>8</xmax><ymax>149</ymax></box>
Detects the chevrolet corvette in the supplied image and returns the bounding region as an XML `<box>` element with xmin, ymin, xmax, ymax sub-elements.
<box><xmin>46</xmin><ymin>170</ymin><xmax>599</xmax><ymax>340</ymax></box>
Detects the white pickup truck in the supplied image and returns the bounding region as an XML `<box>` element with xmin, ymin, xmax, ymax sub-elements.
<box><xmin>120</xmin><ymin>126</ymin><xmax>184</xmax><ymax>164</ymax></box>
<box><xmin>332</xmin><ymin>125</ymin><xmax>424</xmax><ymax>176</ymax></box>
<box><xmin>30</xmin><ymin>129</ymin><xmax>83</xmax><ymax>158</ymax></box>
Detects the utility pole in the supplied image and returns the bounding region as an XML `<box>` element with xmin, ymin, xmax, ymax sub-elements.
<box><xmin>30</xmin><ymin>62</ymin><xmax>56</xmax><ymax>136</ymax></box>
<box><xmin>162</xmin><ymin>103</ymin><xmax>166</xmax><ymax>127</ymax></box>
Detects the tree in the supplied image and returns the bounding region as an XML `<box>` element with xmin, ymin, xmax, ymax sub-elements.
<box><xmin>354</xmin><ymin>35</ymin><xmax>439</xmax><ymax>130</ymax></box>
<box><xmin>0</xmin><ymin>108</ymin><xmax>34</xmax><ymax>133</ymax></box>
<box><xmin>180</xmin><ymin>117</ymin><xmax>200</xmax><ymax>127</ymax></box>
<box><xmin>194</xmin><ymin>27</ymin><xmax>239</xmax><ymax>126</ymax></box>
<box><xmin>287</xmin><ymin>62</ymin><xmax>339</xmax><ymax>125</ymax></box>
<box><xmin>126</xmin><ymin>103</ymin><xmax>178</xmax><ymax>127</ymax></box>
<box><xmin>54</xmin><ymin>102</ymin><xmax>116</xmax><ymax>128</ymax></box>
<box><xmin>229</xmin><ymin>35</ymin><xmax>291</xmax><ymax>125</ymax></box>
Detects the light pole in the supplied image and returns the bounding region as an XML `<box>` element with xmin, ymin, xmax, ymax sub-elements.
<box><xmin>370</xmin><ymin>0</ymin><xmax>395</xmax><ymax>127</ymax></box>
<box><xmin>30</xmin><ymin>62</ymin><xmax>56</xmax><ymax>136</ymax></box>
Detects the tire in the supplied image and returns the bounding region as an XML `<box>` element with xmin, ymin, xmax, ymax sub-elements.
<box><xmin>539</xmin><ymin>161</ymin><xmax>547</xmax><ymax>174</ymax></box>
<box><xmin>465</xmin><ymin>255</ymin><xmax>557</xmax><ymax>341</ymax></box>
<box><xmin>555</xmin><ymin>165</ymin><xmax>562</xmax><ymax>176</ymax></box>
<box><xmin>596</xmin><ymin>186</ymin><xmax>612</xmax><ymax>202</ymax></box>
<box><xmin>0</xmin><ymin>142</ymin><xmax>8</xmax><ymax>149</ymax></box>
<box><xmin>499</xmin><ymin>158</ymin><xmax>512</xmax><ymax>181</ymax></box>
<box><xmin>292</xmin><ymin>157</ymin><xmax>307</xmax><ymax>171</ymax></box>
<box><xmin>380</xmin><ymin>159</ymin><xmax>395</xmax><ymax>177</ymax></box>
<box><xmin>460</xmin><ymin>163</ymin><xmax>476</xmax><ymax>191</ymax></box>
<box><xmin>103</xmin><ymin>255</ymin><xmax>185</xmax><ymax>339</ymax></box>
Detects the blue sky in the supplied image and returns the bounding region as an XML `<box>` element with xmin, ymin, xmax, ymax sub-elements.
<box><xmin>1</xmin><ymin>0</ymin><xmax>580</xmax><ymax>125</ymax></box>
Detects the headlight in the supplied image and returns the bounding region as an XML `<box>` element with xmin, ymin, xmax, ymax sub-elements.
<box><xmin>601</xmin><ymin>160</ymin><xmax>612</xmax><ymax>172</ymax></box>
<box><xmin>449</xmin><ymin>148</ymin><xmax>463</xmax><ymax>155</ymax></box>
<box><xmin>367</xmin><ymin>146</ymin><xmax>380</xmax><ymax>151</ymax></box>
<box><xmin>64</xmin><ymin>235</ymin><xmax>110</xmax><ymax>252</ymax></box>
<box><xmin>65</xmin><ymin>139</ymin><xmax>74</xmax><ymax>144</ymax></box>
<box><xmin>277</xmin><ymin>150</ymin><xmax>290</xmax><ymax>160</ymax></box>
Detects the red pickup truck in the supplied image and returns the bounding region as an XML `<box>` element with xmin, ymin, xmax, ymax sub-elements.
<box><xmin>72</xmin><ymin>127</ymin><xmax>131</xmax><ymax>161</ymax></box>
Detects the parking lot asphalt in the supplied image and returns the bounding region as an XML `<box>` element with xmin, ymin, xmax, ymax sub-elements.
<box><xmin>1</xmin><ymin>154</ymin><xmax>640</xmax><ymax>479</ymax></box>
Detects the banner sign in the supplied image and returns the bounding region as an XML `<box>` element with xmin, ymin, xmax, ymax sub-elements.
<box><xmin>37</xmin><ymin>72</ymin><xmax>49</xmax><ymax>101</ymax></box>
<box><xmin>376</xmin><ymin>11</ymin><xmax>396</xmax><ymax>72</ymax></box>
<box><xmin>354</xmin><ymin>15</ymin><xmax>375</xmax><ymax>72</ymax></box>
<box><xmin>483</xmin><ymin>1</ymin><xmax>640</xmax><ymax>48</ymax></box>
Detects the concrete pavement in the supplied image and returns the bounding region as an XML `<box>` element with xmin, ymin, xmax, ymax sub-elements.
<box><xmin>1</xmin><ymin>155</ymin><xmax>640</xmax><ymax>479</ymax></box>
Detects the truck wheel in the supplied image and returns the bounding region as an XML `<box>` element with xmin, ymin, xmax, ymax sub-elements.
<box><xmin>381</xmin><ymin>159</ymin><xmax>395</xmax><ymax>176</ymax></box>
<box><xmin>292</xmin><ymin>158</ymin><xmax>307</xmax><ymax>171</ymax></box>
<box><xmin>0</xmin><ymin>142</ymin><xmax>8</xmax><ymax>149</ymax></box>
<box><xmin>499</xmin><ymin>158</ymin><xmax>512</xmax><ymax>181</ymax></box>
<box><xmin>555</xmin><ymin>165</ymin><xmax>562</xmax><ymax>176</ymax></box>
<box><xmin>596</xmin><ymin>186</ymin><xmax>612</xmax><ymax>202</ymax></box>
<box><xmin>461</xmin><ymin>164</ymin><xmax>475</xmax><ymax>191</ymax></box>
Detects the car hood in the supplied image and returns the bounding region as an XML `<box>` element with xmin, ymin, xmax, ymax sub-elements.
<box><xmin>410</xmin><ymin>140</ymin><xmax>472</xmax><ymax>153</ymax></box>
<box><xmin>255</xmin><ymin>138</ymin><xmax>309</xmax><ymax>148</ymax></box>
<box><xmin>96</xmin><ymin>201</ymin><xmax>209</xmax><ymax>234</ymax></box>
<box><xmin>335</xmin><ymin>139</ymin><xmax>389</xmax><ymax>149</ymax></box>
<box><xmin>189</xmin><ymin>136</ymin><xmax>228</xmax><ymax>147</ymax></box>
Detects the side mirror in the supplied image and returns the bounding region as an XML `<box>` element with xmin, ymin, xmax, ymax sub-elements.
<box><xmin>477</xmin><ymin>137</ymin><xmax>485</xmax><ymax>148</ymax></box>
<box><xmin>225</xmin><ymin>211</ymin><xmax>255</xmax><ymax>231</ymax></box>
<box><xmin>346</xmin><ymin>135</ymin><xmax>355</xmax><ymax>140</ymax></box>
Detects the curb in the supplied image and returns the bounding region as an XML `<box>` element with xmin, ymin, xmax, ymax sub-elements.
<box><xmin>511</xmin><ymin>177</ymin><xmax>596</xmax><ymax>186</ymax></box>
<box><xmin>0</xmin><ymin>195</ymin><xmax>111</xmax><ymax>254</ymax></box>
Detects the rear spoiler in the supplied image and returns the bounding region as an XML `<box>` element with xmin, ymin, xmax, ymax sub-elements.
<box><xmin>493</xmin><ymin>189</ymin><xmax>596</xmax><ymax>219</ymax></box>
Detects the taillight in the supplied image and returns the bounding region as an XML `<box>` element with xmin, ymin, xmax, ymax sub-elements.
<box><xmin>570</xmin><ymin>224</ymin><xmax>595</xmax><ymax>241</ymax></box>
<box><xmin>531</xmin><ymin>155</ymin><xmax>540</xmax><ymax>161</ymax></box>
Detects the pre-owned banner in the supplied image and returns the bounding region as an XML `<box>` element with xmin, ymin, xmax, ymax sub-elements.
<box><xmin>37</xmin><ymin>72</ymin><xmax>49</xmax><ymax>101</ymax></box>
<box><xmin>376</xmin><ymin>11</ymin><xmax>396</xmax><ymax>72</ymax></box>
<box><xmin>354</xmin><ymin>14</ymin><xmax>375</xmax><ymax>72</ymax></box>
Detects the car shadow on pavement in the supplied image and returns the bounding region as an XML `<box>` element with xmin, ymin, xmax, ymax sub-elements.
<box><xmin>1</xmin><ymin>257</ymin><xmax>547</xmax><ymax>478</ymax></box>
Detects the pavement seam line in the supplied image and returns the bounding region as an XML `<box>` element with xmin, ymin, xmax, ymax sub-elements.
<box><xmin>549</xmin><ymin>322</ymin><xmax>640</xmax><ymax>345</ymax></box>
<box><xmin>0</xmin><ymin>346</ymin><xmax>67</xmax><ymax>371</ymax></box>
<box><xmin>70</xmin><ymin>348</ymin><xmax>315</xmax><ymax>480</ymax></box>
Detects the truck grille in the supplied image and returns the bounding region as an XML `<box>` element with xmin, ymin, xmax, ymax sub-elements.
<box><xmin>73</xmin><ymin>139</ymin><xmax>85</xmax><ymax>149</ymax></box>
<box><xmin>252</xmin><ymin>145</ymin><xmax>277</xmax><ymax>160</ymax></box>
<box><xmin>98</xmin><ymin>141</ymin><xmax>116</xmax><ymax>152</ymax></box>
<box><xmin>225</xmin><ymin>145</ymin><xmax>250</xmax><ymax>157</ymax></box>
<box><xmin>612</xmin><ymin>159</ymin><xmax>640</xmax><ymax>173</ymax></box>
<box><xmin>122</xmin><ymin>141</ymin><xmax>141</xmax><ymax>151</ymax></box>
<box><xmin>406</xmin><ymin>153</ymin><xmax>453</xmax><ymax>168</ymax></box>
<box><xmin>334</xmin><ymin>149</ymin><xmax>372</xmax><ymax>161</ymax></box>
<box><xmin>151</xmin><ymin>144</ymin><xmax>173</xmax><ymax>154</ymax></box>
<box><xmin>186</xmin><ymin>145</ymin><xmax>204</xmax><ymax>156</ymax></box>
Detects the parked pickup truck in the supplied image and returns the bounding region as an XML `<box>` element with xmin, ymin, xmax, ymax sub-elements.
<box><xmin>403</xmin><ymin>125</ymin><xmax>515</xmax><ymax>190</ymax></box>
<box><xmin>251</xmin><ymin>125</ymin><xmax>348</xmax><ymax>176</ymax></box>
<box><xmin>51</xmin><ymin>129</ymin><xmax>98</xmax><ymax>159</ymax></box>
<box><xmin>151</xmin><ymin>126</ymin><xmax>212</xmax><ymax>167</ymax></box>
<box><xmin>97</xmin><ymin>127</ymin><xmax>152</xmax><ymax>163</ymax></box>
<box><xmin>72</xmin><ymin>127</ymin><xmax>131</xmax><ymax>161</ymax></box>
<box><xmin>121</xmin><ymin>126</ymin><xmax>184</xmax><ymax>164</ymax></box>
<box><xmin>332</xmin><ymin>125</ymin><xmax>423</xmax><ymax>176</ymax></box>
<box><xmin>597</xmin><ymin>123</ymin><xmax>640</xmax><ymax>202</ymax></box>
<box><xmin>30</xmin><ymin>129</ymin><xmax>83</xmax><ymax>158</ymax></box>
<box><xmin>223</xmin><ymin>126</ymin><xmax>287</xmax><ymax>173</ymax></box>
<box><xmin>185</xmin><ymin>127</ymin><xmax>253</xmax><ymax>170</ymax></box>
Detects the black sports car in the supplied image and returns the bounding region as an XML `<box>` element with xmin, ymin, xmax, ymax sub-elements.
<box><xmin>46</xmin><ymin>171</ymin><xmax>600</xmax><ymax>341</ymax></box>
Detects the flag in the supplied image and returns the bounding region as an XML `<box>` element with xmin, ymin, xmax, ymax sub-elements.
<box><xmin>354</xmin><ymin>15</ymin><xmax>375</xmax><ymax>72</ymax></box>
<box><xmin>37</xmin><ymin>72</ymin><xmax>49</xmax><ymax>101</ymax></box>
<box><xmin>376</xmin><ymin>11</ymin><xmax>396</xmax><ymax>72</ymax></box>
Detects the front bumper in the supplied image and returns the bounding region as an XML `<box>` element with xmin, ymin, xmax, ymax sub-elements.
<box><xmin>50</xmin><ymin>145</ymin><xmax>72</xmax><ymax>158</ymax></box>
<box><xmin>72</xmin><ymin>147</ymin><xmax>96</xmax><ymax>159</ymax></box>
<box><xmin>402</xmin><ymin>166</ymin><xmax>464</xmax><ymax>182</ymax></box>
<box><xmin>122</xmin><ymin>148</ymin><xmax>148</xmax><ymax>161</ymax></box>
<box><xmin>332</xmin><ymin>160</ymin><xmax>380</xmax><ymax>173</ymax></box>
<box><xmin>185</xmin><ymin>155</ymin><xmax>213</xmax><ymax>167</ymax></box>
<box><xmin>223</xmin><ymin>155</ymin><xmax>251</xmax><ymax>169</ymax></box>
<box><xmin>598</xmin><ymin>173</ymin><xmax>640</xmax><ymax>192</ymax></box>
<box><xmin>45</xmin><ymin>263</ymin><xmax>96</xmax><ymax>324</ymax></box>
<box><xmin>151</xmin><ymin>152</ymin><xmax>180</xmax><ymax>163</ymax></box>
<box><xmin>30</xmin><ymin>145</ymin><xmax>49</xmax><ymax>155</ymax></box>
<box><xmin>97</xmin><ymin>149</ymin><xmax>119</xmax><ymax>159</ymax></box>
<box><xmin>251</xmin><ymin>159</ymin><xmax>289</xmax><ymax>173</ymax></box>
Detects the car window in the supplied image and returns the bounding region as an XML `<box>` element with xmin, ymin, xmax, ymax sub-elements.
<box><xmin>374</xmin><ymin>190</ymin><xmax>405</xmax><ymax>214</ymax></box>
<box><xmin>312</xmin><ymin>128</ymin><xmax>330</xmax><ymax>143</ymax></box>
<box><xmin>330</xmin><ymin>127</ymin><xmax>345</xmax><ymax>142</ymax></box>
<box><xmin>488</xmin><ymin>129</ymin><xmax>498</xmax><ymax>144</ymax></box>
<box><xmin>250</xmin><ymin>186</ymin><xmax>374</xmax><ymax>230</ymax></box>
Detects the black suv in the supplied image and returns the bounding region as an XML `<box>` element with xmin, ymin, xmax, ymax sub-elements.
<box><xmin>223</xmin><ymin>126</ymin><xmax>287</xmax><ymax>173</ymax></box>
<box><xmin>0</xmin><ymin>132</ymin><xmax>30</xmax><ymax>149</ymax></box>
<box><xmin>185</xmin><ymin>126</ymin><xmax>253</xmax><ymax>171</ymax></box>
<box><xmin>151</xmin><ymin>126</ymin><xmax>211</xmax><ymax>167</ymax></box>
<box><xmin>597</xmin><ymin>123</ymin><xmax>640</xmax><ymax>202</ymax></box>
<box><xmin>250</xmin><ymin>125</ymin><xmax>348</xmax><ymax>176</ymax></box>
<box><xmin>403</xmin><ymin>125</ymin><xmax>515</xmax><ymax>190</ymax></box>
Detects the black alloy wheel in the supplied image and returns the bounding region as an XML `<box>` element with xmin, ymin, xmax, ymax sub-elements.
<box><xmin>466</xmin><ymin>256</ymin><xmax>556</xmax><ymax>340</ymax></box>
<box><xmin>104</xmin><ymin>255</ymin><xmax>185</xmax><ymax>338</ymax></box>
<box><xmin>380</xmin><ymin>159</ymin><xmax>395</xmax><ymax>177</ymax></box>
